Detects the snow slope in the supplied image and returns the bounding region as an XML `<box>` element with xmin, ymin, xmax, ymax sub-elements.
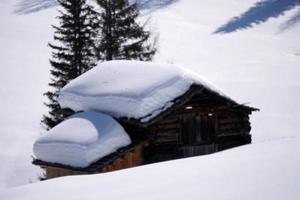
<box><xmin>2</xmin><ymin>137</ymin><xmax>300</xmax><ymax>200</ymax></box>
<box><xmin>150</xmin><ymin>0</ymin><xmax>300</xmax><ymax>142</ymax></box>
<box><xmin>0</xmin><ymin>0</ymin><xmax>57</xmax><ymax>189</ymax></box>
<box><xmin>0</xmin><ymin>0</ymin><xmax>299</xmax><ymax>190</ymax></box>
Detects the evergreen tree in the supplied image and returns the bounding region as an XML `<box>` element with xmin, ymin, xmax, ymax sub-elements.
<box><xmin>96</xmin><ymin>0</ymin><xmax>156</xmax><ymax>61</ymax></box>
<box><xmin>42</xmin><ymin>0</ymin><xmax>100</xmax><ymax>129</ymax></box>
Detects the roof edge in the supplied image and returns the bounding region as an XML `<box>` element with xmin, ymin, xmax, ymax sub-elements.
<box><xmin>119</xmin><ymin>84</ymin><xmax>259</xmax><ymax>127</ymax></box>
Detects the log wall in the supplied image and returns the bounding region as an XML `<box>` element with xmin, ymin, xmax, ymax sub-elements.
<box><xmin>42</xmin><ymin>142</ymin><xmax>147</xmax><ymax>179</ymax></box>
<box><xmin>144</xmin><ymin>88</ymin><xmax>253</xmax><ymax>163</ymax></box>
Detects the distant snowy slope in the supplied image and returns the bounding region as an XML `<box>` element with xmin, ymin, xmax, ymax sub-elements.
<box><xmin>0</xmin><ymin>0</ymin><xmax>299</xmax><ymax>189</ymax></box>
<box><xmin>0</xmin><ymin>0</ymin><xmax>58</xmax><ymax>188</ymax></box>
<box><xmin>150</xmin><ymin>0</ymin><xmax>300</xmax><ymax>142</ymax></box>
<box><xmin>2</xmin><ymin>137</ymin><xmax>300</xmax><ymax>200</ymax></box>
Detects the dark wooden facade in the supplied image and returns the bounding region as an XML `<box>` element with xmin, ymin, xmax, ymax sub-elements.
<box><xmin>33</xmin><ymin>84</ymin><xmax>258</xmax><ymax>178</ymax></box>
<box><xmin>121</xmin><ymin>84</ymin><xmax>257</xmax><ymax>163</ymax></box>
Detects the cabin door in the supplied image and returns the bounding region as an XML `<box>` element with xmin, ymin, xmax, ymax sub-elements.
<box><xmin>181</xmin><ymin>113</ymin><xmax>215</xmax><ymax>144</ymax></box>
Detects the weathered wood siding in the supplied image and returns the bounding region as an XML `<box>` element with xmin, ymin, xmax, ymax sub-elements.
<box><xmin>144</xmin><ymin>88</ymin><xmax>253</xmax><ymax>163</ymax></box>
<box><xmin>42</xmin><ymin>142</ymin><xmax>147</xmax><ymax>179</ymax></box>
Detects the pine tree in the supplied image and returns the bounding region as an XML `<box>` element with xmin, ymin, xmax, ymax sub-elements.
<box><xmin>96</xmin><ymin>0</ymin><xmax>156</xmax><ymax>61</ymax></box>
<box><xmin>42</xmin><ymin>0</ymin><xmax>100</xmax><ymax>129</ymax></box>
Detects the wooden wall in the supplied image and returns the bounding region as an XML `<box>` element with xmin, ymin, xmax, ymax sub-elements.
<box><xmin>102</xmin><ymin>142</ymin><xmax>145</xmax><ymax>173</ymax></box>
<box><xmin>144</xmin><ymin>88</ymin><xmax>253</xmax><ymax>163</ymax></box>
<box><xmin>42</xmin><ymin>142</ymin><xmax>147</xmax><ymax>179</ymax></box>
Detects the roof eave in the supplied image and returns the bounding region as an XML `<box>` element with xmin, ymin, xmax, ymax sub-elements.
<box><xmin>118</xmin><ymin>84</ymin><xmax>259</xmax><ymax>127</ymax></box>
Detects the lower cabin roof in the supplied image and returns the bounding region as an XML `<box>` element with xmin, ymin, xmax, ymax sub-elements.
<box><xmin>33</xmin><ymin>140</ymin><xmax>144</xmax><ymax>173</ymax></box>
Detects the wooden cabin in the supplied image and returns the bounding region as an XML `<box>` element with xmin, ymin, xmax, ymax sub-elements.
<box><xmin>33</xmin><ymin>84</ymin><xmax>258</xmax><ymax>179</ymax></box>
<box><xmin>120</xmin><ymin>84</ymin><xmax>257</xmax><ymax>163</ymax></box>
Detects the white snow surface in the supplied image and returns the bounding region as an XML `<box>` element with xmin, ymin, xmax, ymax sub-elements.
<box><xmin>59</xmin><ymin>60</ymin><xmax>229</xmax><ymax>121</ymax></box>
<box><xmin>0</xmin><ymin>0</ymin><xmax>300</xmax><ymax>191</ymax></box>
<box><xmin>2</xmin><ymin>137</ymin><xmax>300</xmax><ymax>200</ymax></box>
<box><xmin>33</xmin><ymin>112</ymin><xmax>131</xmax><ymax>168</ymax></box>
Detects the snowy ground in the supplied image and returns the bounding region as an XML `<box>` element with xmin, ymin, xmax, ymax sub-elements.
<box><xmin>0</xmin><ymin>0</ymin><xmax>299</xmax><ymax>194</ymax></box>
<box><xmin>2</xmin><ymin>137</ymin><xmax>300</xmax><ymax>200</ymax></box>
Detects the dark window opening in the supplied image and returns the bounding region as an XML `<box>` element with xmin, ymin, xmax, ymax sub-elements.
<box><xmin>181</xmin><ymin>113</ymin><xmax>215</xmax><ymax>144</ymax></box>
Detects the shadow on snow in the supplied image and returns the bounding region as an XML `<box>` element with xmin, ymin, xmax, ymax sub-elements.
<box><xmin>14</xmin><ymin>0</ymin><xmax>58</xmax><ymax>15</ymax></box>
<box><xmin>14</xmin><ymin>0</ymin><xmax>178</xmax><ymax>15</ymax></box>
<box><xmin>278</xmin><ymin>7</ymin><xmax>300</xmax><ymax>32</ymax></box>
<box><xmin>136</xmin><ymin>0</ymin><xmax>178</xmax><ymax>13</ymax></box>
<box><xmin>213</xmin><ymin>0</ymin><xmax>300</xmax><ymax>34</ymax></box>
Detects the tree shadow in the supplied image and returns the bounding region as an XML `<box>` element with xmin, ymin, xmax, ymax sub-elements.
<box><xmin>14</xmin><ymin>0</ymin><xmax>58</xmax><ymax>15</ymax></box>
<box><xmin>213</xmin><ymin>0</ymin><xmax>300</xmax><ymax>34</ymax></box>
<box><xmin>14</xmin><ymin>0</ymin><xmax>177</xmax><ymax>15</ymax></box>
<box><xmin>136</xmin><ymin>0</ymin><xmax>178</xmax><ymax>13</ymax></box>
<box><xmin>278</xmin><ymin>7</ymin><xmax>300</xmax><ymax>32</ymax></box>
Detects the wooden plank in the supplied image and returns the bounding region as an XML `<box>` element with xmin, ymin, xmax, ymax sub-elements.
<box><xmin>218</xmin><ymin>117</ymin><xmax>249</xmax><ymax>124</ymax></box>
<box><xmin>156</xmin><ymin>118</ymin><xmax>180</xmax><ymax>126</ymax></box>
<box><xmin>157</xmin><ymin>123</ymin><xmax>180</xmax><ymax>129</ymax></box>
<box><xmin>217</xmin><ymin>129</ymin><xmax>249</xmax><ymax>136</ymax></box>
<box><xmin>179</xmin><ymin>144</ymin><xmax>216</xmax><ymax>157</ymax></box>
<box><xmin>218</xmin><ymin>122</ymin><xmax>250</xmax><ymax>131</ymax></box>
<box><xmin>113</xmin><ymin>158</ymin><xmax>123</xmax><ymax>170</ymax></box>
<box><xmin>107</xmin><ymin>165</ymin><xmax>113</xmax><ymax>172</ymax></box>
<box><xmin>128</xmin><ymin>152</ymin><xmax>134</xmax><ymax>167</ymax></box>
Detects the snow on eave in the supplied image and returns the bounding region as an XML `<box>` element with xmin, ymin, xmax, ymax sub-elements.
<box><xmin>120</xmin><ymin>84</ymin><xmax>258</xmax><ymax>127</ymax></box>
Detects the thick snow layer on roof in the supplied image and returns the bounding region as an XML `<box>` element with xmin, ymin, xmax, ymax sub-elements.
<box><xmin>33</xmin><ymin>112</ymin><xmax>131</xmax><ymax>168</ymax></box>
<box><xmin>58</xmin><ymin>60</ymin><xmax>229</xmax><ymax>122</ymax></box>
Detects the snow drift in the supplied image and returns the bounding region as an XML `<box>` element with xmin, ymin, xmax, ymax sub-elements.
<box><xmin>33</xmin><ymin>112</ymin><xmax>131</xmax><ymax>167</ymax></box>
<box><xmin>3</xmin><ymin>137</ymin><xmax>300</xmax><ymax>200</ymax></box>
<box><xmin>58</xmin><ymin>60</ymin><xmax>231</xmax><ymax>122</ymax></box>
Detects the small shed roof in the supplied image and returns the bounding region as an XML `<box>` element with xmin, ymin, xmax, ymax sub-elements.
<box><xmin>33</xmin><ymin>112</ymin><xmax>131</xmax><ymax>167</ymax></box>
<box><xmin>58</xmin><ymin>61</ymin><xmax>249</xmax><ymax>123</ymax></box>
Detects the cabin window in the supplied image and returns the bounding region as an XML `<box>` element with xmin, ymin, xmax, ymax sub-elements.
<box><xmin>181</xmin><ymin>113</ymin><xmax>215</xmax><ymax>144</ymax></box>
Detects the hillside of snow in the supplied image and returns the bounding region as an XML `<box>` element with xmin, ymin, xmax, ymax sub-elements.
<box><xmin>2</xmin><ymin>137</ymin><xmax>300</xmax><ymax>200</ymax></box>
<box><xmin>0</xmin><ymin>0</ymin><xmax>299</xmax><ymax>191</ymax></box>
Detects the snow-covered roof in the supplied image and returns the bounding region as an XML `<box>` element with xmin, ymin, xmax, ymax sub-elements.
<box><xmin>33</xmin><ymin>112</ymin><xmax>131</xmax><ymax>168</ymax></box>
<box><xmin>58</xmin><ymin>60</ymin><xmax>231</xmax><ymax>123</ymax></box>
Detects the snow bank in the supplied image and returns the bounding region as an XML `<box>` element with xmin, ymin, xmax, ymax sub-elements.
<box><xmin>3</xmin><ymin>137</ymin><xmax>300</xmax><ymax>200</ymax></box>
<box><xmin>33</xmin><ymin>112</ymin><xmax>131</xmax><ymax>168</ymax></box>
<box><xmin>58</xmin><ymin>60</ymin><xmax>230</xmax><ymax>122</ymax></box>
